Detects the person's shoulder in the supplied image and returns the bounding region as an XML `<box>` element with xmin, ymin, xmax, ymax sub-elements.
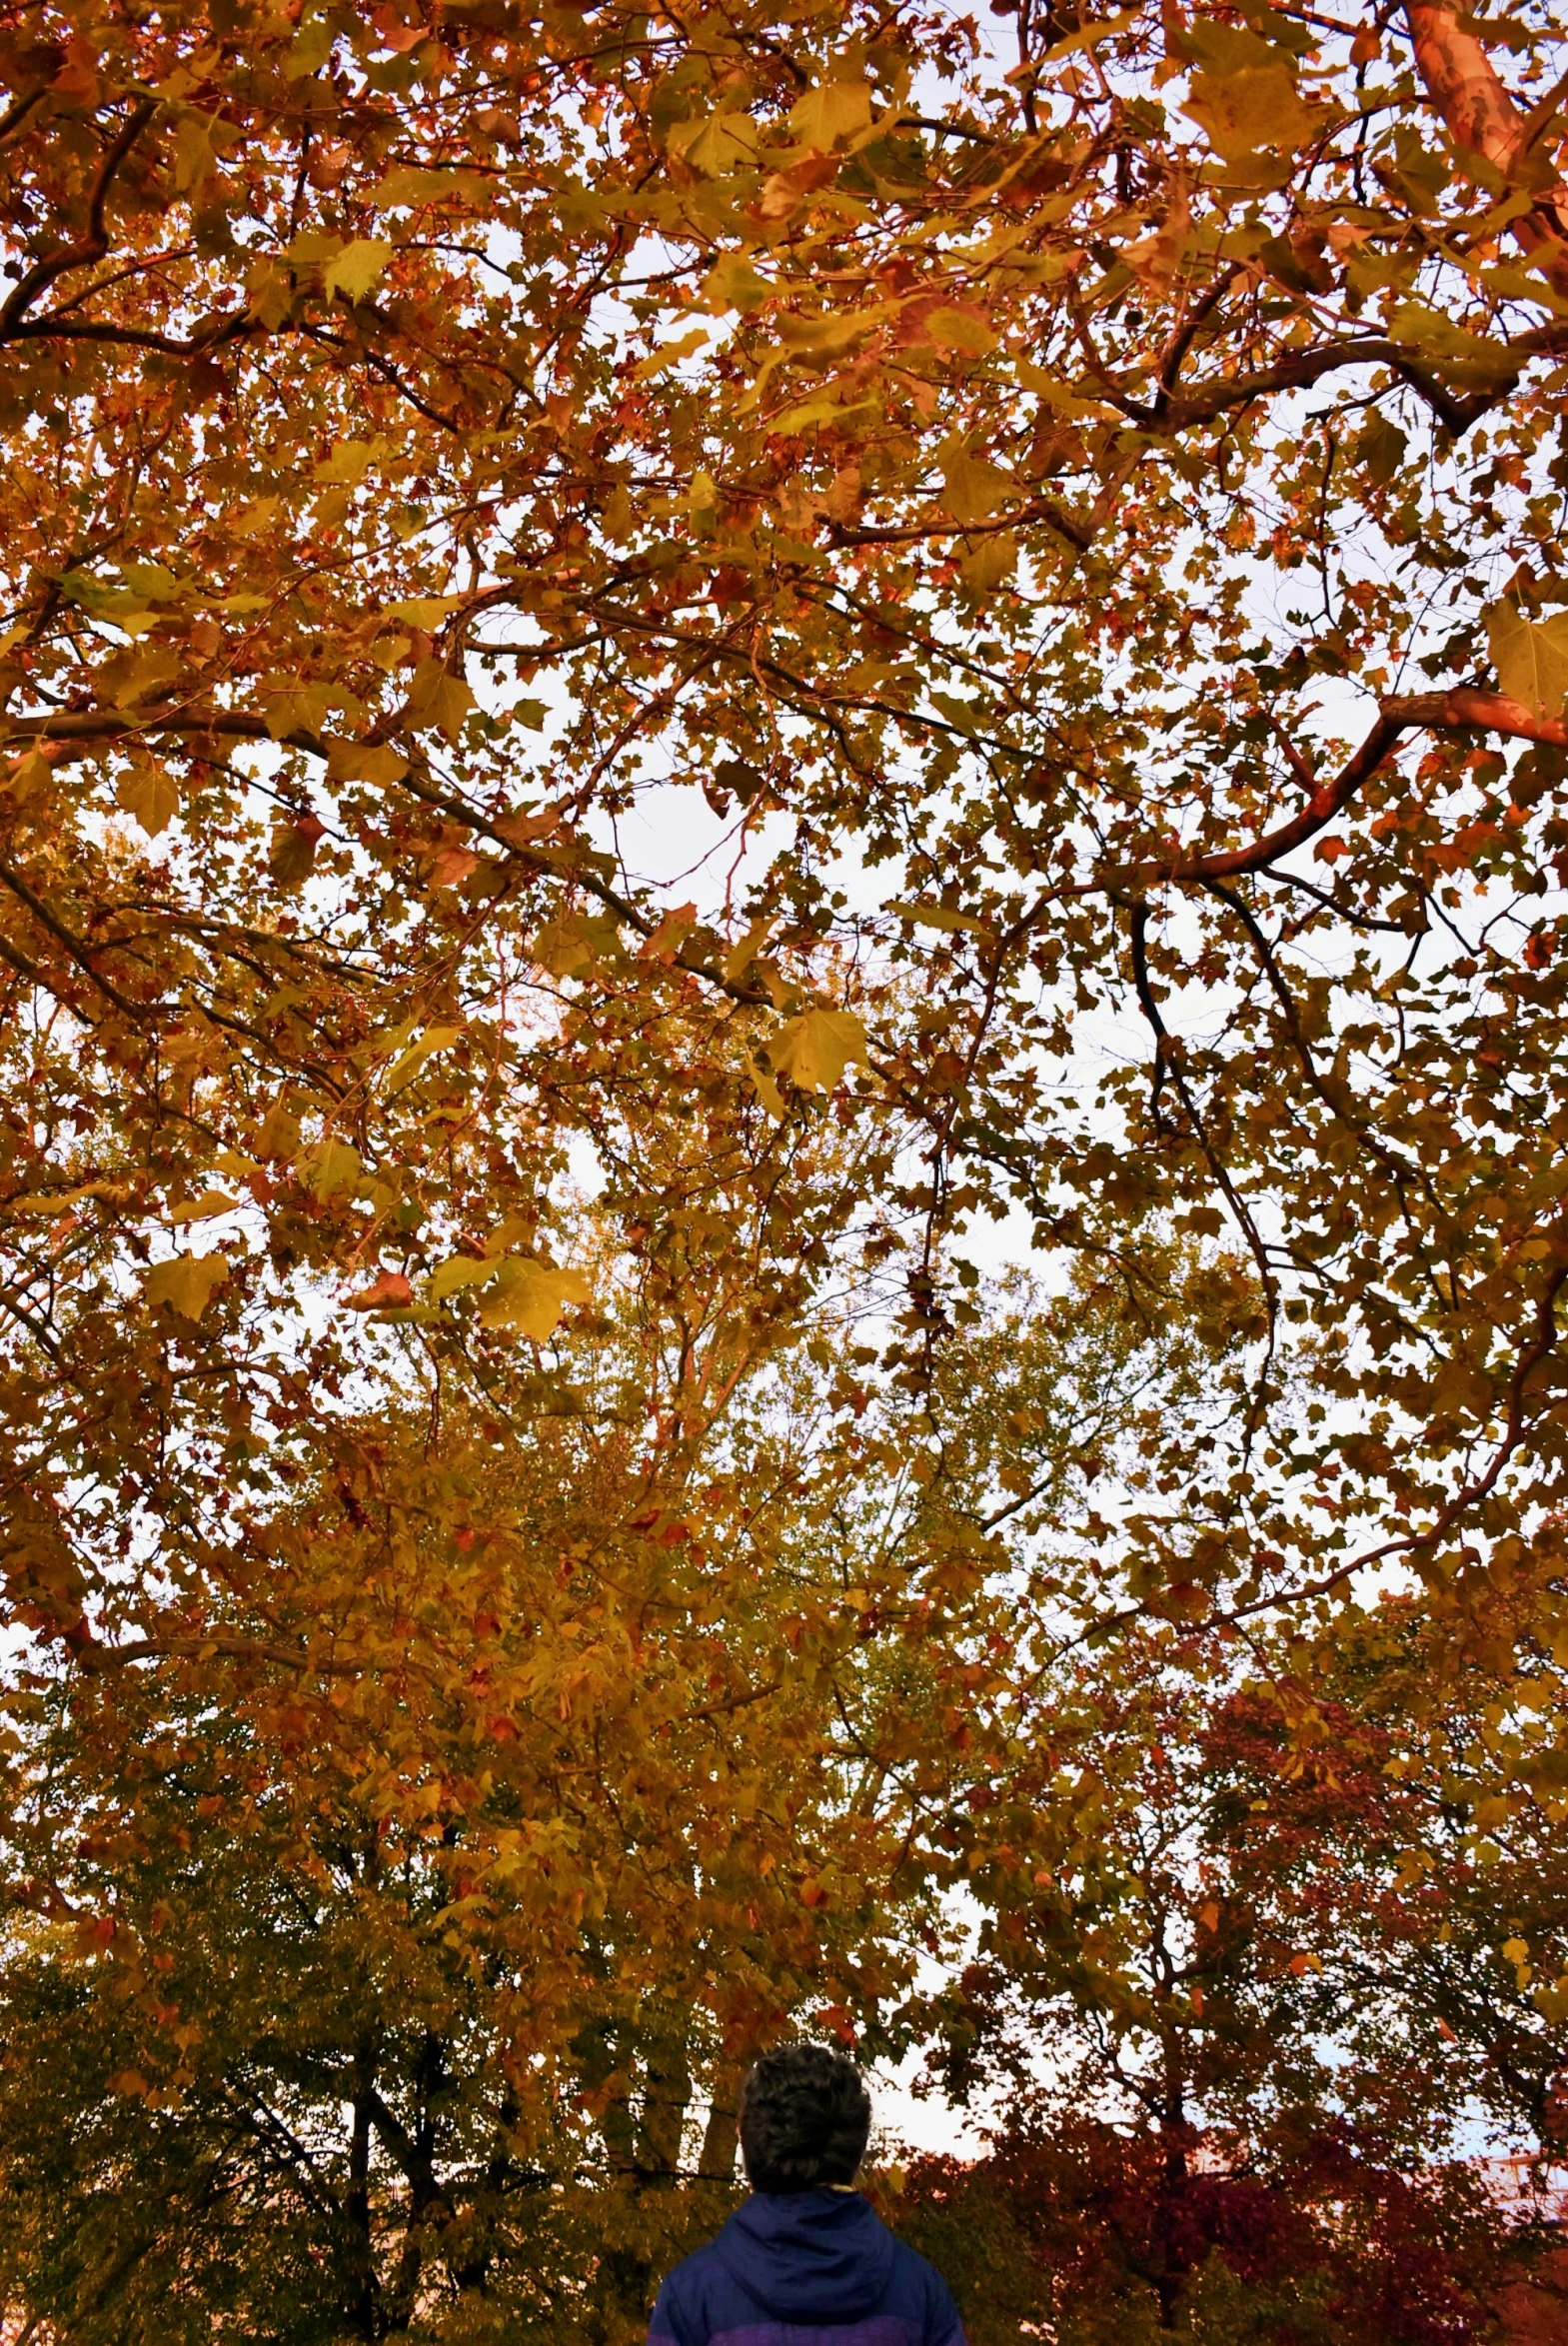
<box><xmin>657</xmin><ymin>2234</ymin><xmax>729</xmax><ymax>2309</ymax></box>
<box><xmin>880</xmin><ymin>2223</ymin><xmax>941</xmax><ymax>2299</ymax></box>
<box><xmin>649</xmin><ymin>2233</ymin><xmax>735</xmax><ymax>2346</ymax></box>
<box><xmin>883</xmin><ymin>2233</ymin><xmax>965</xmax><ymax>2342</ymax></box>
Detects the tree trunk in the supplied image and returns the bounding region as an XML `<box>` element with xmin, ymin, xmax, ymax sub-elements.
<box><xmin>699</xmin><ymin>2062</ymin><xmax>745</xmax><ymax>2181</ymax></box>
<box><xmin>1151</xmin><ymin>2031</ymin><xmax>1190</xmax><ymax>2332</ymax></box>
<box><xmin>638</xmin><ymin>2026</ymin><xmax>694</xmax><ymax>2180</ymax></box>
<box><xmin>345</xmin><ymin>2037</ymin><xmax>381</xmax><ymax>2339</ymax></box>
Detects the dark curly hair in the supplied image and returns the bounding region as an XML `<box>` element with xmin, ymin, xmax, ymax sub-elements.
<box><xmin>739</xmin><ymin>2042</ymin><xmax>872</xmax><ymax>2194</ymax></box>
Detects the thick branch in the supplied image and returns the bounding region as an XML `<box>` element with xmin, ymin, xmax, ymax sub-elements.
<box><xmin>0</xmin><ymin>859</ymin><xmax>144</xmax><ymax>1016</ymax></box>
<box><xmin>0</xmin><ymin>98</ymin><xmax>159</xmax><ymax>335</ymax></box>
<box><xmin>1405</xmin><ymin>2</ymin><xmax>1568</xmax><ymax>292</ymax></box>
<box><xmin>10</xmin><ymin>308</ymin><xmax>256</xmax><ymax>357</ymax></box>
<box><xmin>73</xmin><ymin>1632</ymin><xmax>361</xmax><ymax>1676</ymax></box>
<box><xmin>1136</xmin><ymin>324</ymin><xmax>1568</xmax><ymax>438</ymax></box>
<box><xmin>1101</xmin><ymin>690</ymin><xmax>1568</xmax><ymax>890</ymax></box>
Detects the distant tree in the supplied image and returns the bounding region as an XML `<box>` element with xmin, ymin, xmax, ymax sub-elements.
<box><xmin>0</xmin><ymin>1246</ymin><xmax>1239</xmax><ymax>2342</ymax></box>
<box><xmin>901</xmin><ymin>1596</ymin><xmax>1568</xmax><ymax>2341</ymax></box>
<box><xmin>895</xmin><ymin>2117</ymin><xmax>1510</xmax><ymax>2346</ymax></box>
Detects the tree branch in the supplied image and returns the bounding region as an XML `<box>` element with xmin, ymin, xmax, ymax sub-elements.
<box><xmin>1101</xmin><ymin>690</ymin><xmax>1568</xmax><ymax>891</ymax></box>
<box><xmin>72</xmin><ymin>1632</ymin><xmax>362</xmax><ymax>1677</ymax></box>
<box><xmin>1405</xmin><ymin>1</ymin><xmax>1568</xmax><ymax>291</ymax></box>
<box><xmin>0</xmin><ymin>859</ymin><xmax>145</xmax><ymax>1017</ymax></box>
<box><xmin>0</xmin><ymin>98</ymin><xmax>159</xmax><ymax>335</ymax></box>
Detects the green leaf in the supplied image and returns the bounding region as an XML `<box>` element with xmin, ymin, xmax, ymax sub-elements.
<box><xmin>1487</xmin><ymin>602</ymin><xmax>1568</xmax><ymax>720</ymax></box>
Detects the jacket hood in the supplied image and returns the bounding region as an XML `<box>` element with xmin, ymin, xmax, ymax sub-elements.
<box><xmin>714</xmin><ymin>2190</ymin><xmax>895</xmax><ymax>2321</ymax></box>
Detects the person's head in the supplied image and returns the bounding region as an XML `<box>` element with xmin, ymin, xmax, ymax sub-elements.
<box><xmin>738</xmin><ymin>2042</ymin><xmax>872</xmax><ymax>2194</ymax></box>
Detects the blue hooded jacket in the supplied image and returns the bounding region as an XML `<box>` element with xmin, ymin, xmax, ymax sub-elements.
<box><xmin>648</xmin><ymin>2189</ymin><xmax>966</xmax><ymax>2346</ymax></box>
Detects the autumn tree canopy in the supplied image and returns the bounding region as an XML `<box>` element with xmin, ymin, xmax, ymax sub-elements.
<box><xmin>6</xmin><ymin>0</ymin><xmax>1568</xmax><ymax>2332</ymax></box>
<box><xmin>3</xmin><ymin>0</ymin><xmax>1568</xmax><ymax>1661</ymax></box>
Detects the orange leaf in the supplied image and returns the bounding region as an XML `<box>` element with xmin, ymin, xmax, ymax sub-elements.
<box><xmin>343</xmin><ymin>1269</ymin><xmax>414</xmax><ymax>1311</ymax></box>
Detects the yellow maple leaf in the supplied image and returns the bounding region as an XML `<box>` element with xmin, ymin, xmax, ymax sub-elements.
<box><xmin>767</xmin><ymin>1008</ymin><xmax>868</xmax><ymax>1093</ymax></box>
<box><xmin>787</xmin><ymin>80</ymin><xmax>871</xmax><ymax>152</ymax></box>
<box><xmin>724</xmin><ymin>917</ymin><xmax>774</xmax><ymax>982</ymax></box>
<box><xmin>165</xmin><ymin>1188</ymin><xmax>240</xmax><ymax>1223</ymax></box>
<box><xmin>301</xmin><ymin>1138</ymin><xmax>362</xmax><ymax>1197</ymax></box>
<box><xmin>371</xmin><ymin>165</ymin><xmax>490</xmax><ymax>208</ymax></box>
<box><xmin>888</xmin><ymin>901</ymin><xmax>992</xmax><ymax>937</ymax></box>
<box><xmin>323</xmin><ymin>238</ymin><xmax>393</xmax><ymax>302</ymax></box>
<box><xmin>926</xmin><ymin>306</ymin><xmax>998</xmax><ymax>354</ymax></box>
<box><xmin>145</xmin><ymin>1253</ymin><xmax>229</xmax><ymax>1320</ymax></box>
<box><xmin>404</xmin><ymin>659</ymin><xmax>475</xmax><ymax>742</ymax></box>
<box><xmin>476</xmin><ymin>1257</ymin><xmax>592</xmax><ymax>1338</ymax></box>
<box><xmin>1487</xmin><ymin>602</ymin><xmax>1568</xmax><ymax>720</ymax></box>
<box><xmin>746</xmin><ymin>1052</ymin><xmax>786</xmax><ymax>1118</ymax></box>
<box><xmin>384</xmin><ymin>1025</ymin><xmax>463</xmax><ymax>1096</ymax></box>
<box><xmin>323</xmin><ymin>735</ymin><xmax>409</xmax><ymax>786</ymax></box>
<box><xmin>115</xmin><ymin>764</ymin><xmax>181</xmax><ymax>838</ymax></box>
<box><xmin>428</xmin><ymin>1252</ymin><xmax>501</xmax><ymax>1302</ymax></box>
<box><xmin>939</xmin><ymin>439</ymin><xmax>1010</xmax><ymax>524</ymax></box>
<box><xmin>386</xmin><ymin>595</ymin><xmax>469</xmax><ymax>626</ymax></box>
